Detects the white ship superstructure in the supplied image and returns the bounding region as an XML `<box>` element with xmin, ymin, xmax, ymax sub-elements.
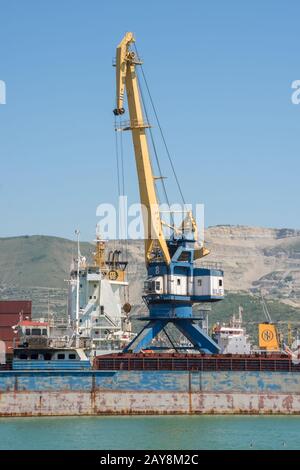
<box><xmin>68</xmin><ymin>234</ymin><xmax>133</xmax><ymax>355</ymax></box>
<box><xmin>213</xmin><ymin>307</ymin><xmax>252</xmax><ymax>354</ymax></box>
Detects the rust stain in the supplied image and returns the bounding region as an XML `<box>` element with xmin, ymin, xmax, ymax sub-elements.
<box><xmin>90</xmin><ymin>374</ymin><xmax>96</xmax><ymax>414</ymax></box>
<box><xmin>1</xmin><ymin>388</ymin><xmax>300</xmax><ymax>416</ymax></box>
<box><xmin>282</xmin><ymin>394</ymin><xmax>293</xmax><ymax>411</ymax></box>
<box><xmin>258</xmin><ymin>394</ymin><xmax>265</xmax><ymax>410</ymax></box>
<box><xmin>188</xmin><ymin>372</ymin><xmax>192</xmax><ymax>414</ymax></box>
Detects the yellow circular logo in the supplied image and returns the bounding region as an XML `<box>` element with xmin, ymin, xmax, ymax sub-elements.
<box><xmin>108</xmin><ymin>270</ymin><xmax>118</xmax><ymax>281</ymax></box>
<box><xmin>261</xmin><ymin>329</ymin><xmax>274</xmax><ymax>342</ymax></box>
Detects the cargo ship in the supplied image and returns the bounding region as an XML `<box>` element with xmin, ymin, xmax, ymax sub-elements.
<box><xmin>1</xmin><ymin>301</ymin><xmax>299</xmax><ymax>416</ymax></box>
<box><xmin>0</xmin><ymin>230</ymin><xmax>134</xmax><ymax>369</ymax></box>
<box><xmin>0</xmin><ymin>32</ymin><xmax>299</xmax><ymax>416</ymax></box>
<box><xmin>1</xmin><ymin>349</ymin><xmax>300</xmax><ymax>415</ymax></box>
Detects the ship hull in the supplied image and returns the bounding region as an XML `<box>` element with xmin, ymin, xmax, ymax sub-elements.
<box><xmin>0</xmin><ymin>369</ymin><xmax>300</xmax><ymax>416</ymax></box>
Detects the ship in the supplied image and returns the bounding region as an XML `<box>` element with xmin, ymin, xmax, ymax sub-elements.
<box><xmin>1</xmin><ymin>231</ymin><xmax>135</xmax><ymax>371</ymax></box>
<box><xmin>67</xmin><ymin>231</ymin><xmax>134</xmax><ymax>356</ymax></box>
<box><xmin>212</xmin><ymin>307</ymin><xmax>252</xmax><ymax>355</ymax></box>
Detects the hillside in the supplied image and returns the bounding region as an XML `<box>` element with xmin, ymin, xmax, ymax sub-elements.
<box><xmin>1</xmin><ymin>226</ymin><xmax>300</xmax><ymax>340</ymax></box>
<box><xmin>204</xmin><ymin>226</ymin><xmax>300</xmax><ymax>306</ymax></box>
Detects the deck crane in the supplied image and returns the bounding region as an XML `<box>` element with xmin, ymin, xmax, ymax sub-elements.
<box><xmin>113</xmin><ymin>33</ymin><xmax>224</xmax><ymax>353</ymax></box>
<box><xmin>258</xmin><ymin>295</ymin><xmax>280</xmax><ymax>351</ymax></box>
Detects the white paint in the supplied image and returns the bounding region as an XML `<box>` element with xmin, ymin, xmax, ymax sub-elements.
<box><xmin>193</xmin><ymin>275</ymin><xmax>224</xmax><ymax>298</ymax></box>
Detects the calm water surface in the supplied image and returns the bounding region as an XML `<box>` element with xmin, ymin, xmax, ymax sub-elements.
<box><xmin>0</xmin><ymin>415</ymin><xmax>299</xmax><ymax>450</ymax></box>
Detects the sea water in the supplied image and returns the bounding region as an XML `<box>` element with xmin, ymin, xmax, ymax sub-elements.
<box><xmin>0</xmin><ymin>415</ymin><xmax>299</xmax><ymax>450</ymax></box>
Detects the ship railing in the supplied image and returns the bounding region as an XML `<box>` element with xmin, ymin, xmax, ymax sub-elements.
<box><xmin>48</xmin><ymin>318</ymin><xmax>70</xmax><ymax>328</ymax></box>
<box><xmin>94</xmin><ymin>354</ymin><xmax>298</xmax><ymax>373</ymax></box>
<box><xmin>115</xmin><ymin>119</ymin><xmax>151</xmax><ymax>131</ymax></box>
<box><xmin>112</xmin><ymin>55</ymin><xmax>143</xmax><ymax>67</ymax></box>
<box><xmin>198</xmin><ymin>261</ymin><xmax>223</xmax><ymax>270</ymax></box>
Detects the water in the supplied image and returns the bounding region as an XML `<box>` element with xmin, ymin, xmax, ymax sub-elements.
<box><xmin>0</xmin><ymin>415</ymin><xmax>299</xmax><ymax>450</ymax></box>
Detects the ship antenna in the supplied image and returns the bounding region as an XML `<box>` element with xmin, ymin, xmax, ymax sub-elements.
<box><xmin>75</xmin><ymin>229</ymin><xmax>81</xmax><ymax>348</ymax></box>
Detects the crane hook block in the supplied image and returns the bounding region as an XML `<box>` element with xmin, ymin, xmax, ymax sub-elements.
<box><xmin>113</xmin><ymin>108</ymin><xmax>125</xmax><ymax>116</ymax></box>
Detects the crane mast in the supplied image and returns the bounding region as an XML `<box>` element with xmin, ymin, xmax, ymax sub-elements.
<box><xmin>113</xmin><ymin>33</ymin><xmax>224</xmax><ymax>354</ymax></box>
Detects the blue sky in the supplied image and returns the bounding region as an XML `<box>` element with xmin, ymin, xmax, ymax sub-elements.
<box><xmin>0</xmin><ymin>0</ymin><xmax>299</xmax><ymax>241</ymax></box>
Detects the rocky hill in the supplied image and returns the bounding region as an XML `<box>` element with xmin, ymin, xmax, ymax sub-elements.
<box><xmin>1</xmin><ymin>226</ymin><xmax>300</xmax><ymax>331</ymax></box>
<box><xmin>204</xmin><ymin>226</ymin><xmax>300</xmax><ymax>307</ymax></box>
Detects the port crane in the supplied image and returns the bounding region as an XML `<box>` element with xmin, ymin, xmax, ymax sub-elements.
<box><xmin>113</xmin><ymin>33</ymin><xmax>224</xmax><ymax>353</ymax></box>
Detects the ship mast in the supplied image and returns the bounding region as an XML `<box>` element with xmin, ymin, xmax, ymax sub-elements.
<box><xmin>75</xmin><ymin>229</ymin><xmax>80</xmax><ymax>348</ymax></box>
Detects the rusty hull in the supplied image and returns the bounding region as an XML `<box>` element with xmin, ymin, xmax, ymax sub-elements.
<box><xmin>1</xmin><ymin>390</ymin><xmax>300</xmax><ymax>416</ymax></box>
<box><xmin>0</xmin><ymin>370</ymin><xmax>300</xmax><ymax>416</ymax></box>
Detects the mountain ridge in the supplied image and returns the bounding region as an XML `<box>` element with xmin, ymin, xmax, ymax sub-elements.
<box><xmin>1</xmin><ymin>225</ymin><xmax>300</xmax><ymax>316</ymax></box>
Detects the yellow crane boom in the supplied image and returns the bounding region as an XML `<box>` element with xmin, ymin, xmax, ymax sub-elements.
<box><xmin>113</xmin><ymin>32</ymin><xmax>171</xmax><ymax>265</ymax></box>
<box><xmin>113</xmin><ymin>32</ymin><xmax>209</xmax><ymax>264</ymax></box>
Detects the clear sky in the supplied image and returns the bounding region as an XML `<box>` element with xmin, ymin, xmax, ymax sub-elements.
<box><xmin>0</xmin><ymin>0</ymin><xmax>299</xmax><ymax>241</ymax></box>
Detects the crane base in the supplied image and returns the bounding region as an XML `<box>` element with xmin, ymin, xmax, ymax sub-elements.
<box><xmin>123</xmin><ymin>318</ymin><xmax>220</xmax><ymax>354</ymax></box>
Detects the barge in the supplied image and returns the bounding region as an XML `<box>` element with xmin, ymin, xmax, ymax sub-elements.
<box><xmin>0</xmin><ymin>349</ymin><xmax>300</xmax><ymax>416</ymax></box>
<box><xmin>1</xmin><ymin>356</ymin><xmax>300</xmax><ymax>415</ymax></box>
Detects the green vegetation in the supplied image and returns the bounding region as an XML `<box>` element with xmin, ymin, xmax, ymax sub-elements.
<box><xmin>1</xmin><ymin>235</ymin><xmax>300</xmax><ymax>344</ymax></box>
<box><xmin>0</xmin><ymin>235</ymin><xmax>93</xmax><ymax>289</ymax></box>
<box><xmin>210</xmin><ymin>292</ymin><xmax>300</xmax><ymax>344</ymax></box>
<box><xmin>264</xmin><ymin>239</ymin><xmax>300</xmax><ymax>257</ymax></box>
